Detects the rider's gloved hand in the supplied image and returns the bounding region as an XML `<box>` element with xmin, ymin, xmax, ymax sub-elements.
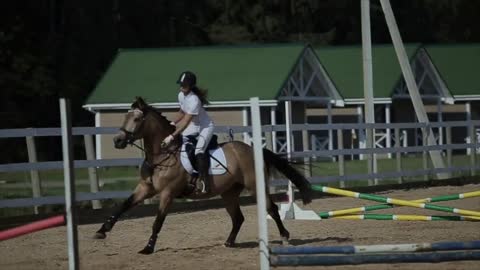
<box><xmin>162</xmin><ymin>134</ymin><xmax>174</xmax><ymax>147</ymax></box>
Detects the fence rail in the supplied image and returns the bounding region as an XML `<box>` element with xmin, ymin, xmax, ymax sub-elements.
<box><xmin>1</xmin><ymin>120</ymin><xmax>479</xmax><ymax>210</ymax></box>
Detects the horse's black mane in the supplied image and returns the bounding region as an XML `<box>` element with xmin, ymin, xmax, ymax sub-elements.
<box><xmin>131</xmin><ymin>97</ymin><xmax>173</xmax><ymax>132</ymax></box>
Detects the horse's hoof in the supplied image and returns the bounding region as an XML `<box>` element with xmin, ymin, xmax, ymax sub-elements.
<box><xmin>223</xmin><ymin>242</ymin><xmax>235</xmax><ymax>248</ymax></box>
<box><xmin>281</xmin><ymin>237</ymin><xmax>289</xmax><ymax>246</ymax></box>
<box><xmin>138</xmin><ymin>246</ymin><xmax>154</xmax><ymax>255</ymax></box>
<box><xmin>93</xmin><ymin>232</ymin><xmax>106</xmax><ymax>239</ymax></box>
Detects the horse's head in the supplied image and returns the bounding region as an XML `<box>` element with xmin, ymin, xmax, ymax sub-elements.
<box><xmin>113</xmin><ymin>96</ymin><xmax>173</xmax><ymax>149</ymax></box>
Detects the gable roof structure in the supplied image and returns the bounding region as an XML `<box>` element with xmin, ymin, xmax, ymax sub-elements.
<box><xmin>84</xmin><ymin>43</ymin><xmax>343</xmax><ymax>111</ymax></box>
<box><xmin>314</xmin><ymin>44</ymin><xmax>420</xmax><ymax>104</ymax></box>
<box><xmin>424</xmin><ymin>44</ymin><xmax>480</xmax><ymax>101</ymax></box>
<box><xmin>392</xmin><ymin>46</ymin><xmax>454</xmax><ymax>104</ymax></box>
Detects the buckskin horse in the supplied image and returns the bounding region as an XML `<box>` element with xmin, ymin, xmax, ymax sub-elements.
<box><xmin>93</xmin><ymin>97</ymin><xmax>312</xmax><ymax>254</ymax></box>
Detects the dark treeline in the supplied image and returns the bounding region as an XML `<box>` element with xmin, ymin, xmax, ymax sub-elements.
<box><xmin>1</xmin><ymin>0</ymin><xmax>479</xmax><ymax>162</ymax></box>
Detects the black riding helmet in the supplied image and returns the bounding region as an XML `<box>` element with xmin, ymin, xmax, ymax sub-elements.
<box><xmin>176</xmin><ymin>71</ymin><xmax>197</xmax><ymax>87</ymax></box>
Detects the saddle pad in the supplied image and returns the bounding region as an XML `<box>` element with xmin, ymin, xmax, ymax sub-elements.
<box><xmin>180</xmin><ymin>144</ymin><xmax>227</xmax><ymax>175</ymax></box>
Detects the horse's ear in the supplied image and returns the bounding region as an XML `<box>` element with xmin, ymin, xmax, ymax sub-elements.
<box><xmin>133</xmin><ymin>96</ymin><xmax>147</xmax><ymax>110</ymax></box>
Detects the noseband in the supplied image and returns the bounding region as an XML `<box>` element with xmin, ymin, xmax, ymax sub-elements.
<box><xmin>119</xmin><ymin>127</ymin><xmax>136</xmax><ymax>144</ymax></box>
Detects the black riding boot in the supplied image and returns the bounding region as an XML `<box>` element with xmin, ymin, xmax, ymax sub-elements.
<box><xmin>195</xmin><ymin>153</ymin><xmax>210</xmax><ymax>193</ymax></box>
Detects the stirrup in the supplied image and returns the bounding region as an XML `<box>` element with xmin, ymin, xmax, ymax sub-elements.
<box><xmin>200</xmin><ymin>181</ymin><xmax>207</xmax><ymax>193</ymax></box>
<box><xmin>195</xmin><ymin>180</ymin><xmax>207</xmax><ymax>194</ymax></box>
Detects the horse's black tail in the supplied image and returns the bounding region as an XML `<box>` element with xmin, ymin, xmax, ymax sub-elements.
<box><xmin>262</xmin><ymin>148</ymin><xmax>312</xmax><ymax>205</ymax></box>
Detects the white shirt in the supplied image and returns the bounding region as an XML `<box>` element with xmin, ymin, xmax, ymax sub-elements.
<box><xmin>178</xmin><ymin>91</ymin><xmax>213</xmax><ymax>136</ymax></box>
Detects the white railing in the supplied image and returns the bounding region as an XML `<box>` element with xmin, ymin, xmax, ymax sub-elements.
<box><xmin>1</xmin><ymin>120</ymin><xmax>480</xmax><ymax>211</ymax></box>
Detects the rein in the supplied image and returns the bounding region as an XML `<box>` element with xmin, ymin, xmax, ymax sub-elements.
<box><xmin>132</xmin><ymin>139</ymin><xmax>182</xmax><ymax>170</ymax></box>
<box><xmin>120</xmin><ymin>109</ymin><xmax>180</xmax><ymax>170</ymax></box>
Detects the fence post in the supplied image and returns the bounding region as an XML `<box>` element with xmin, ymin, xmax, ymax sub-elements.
<box><xmin>446</xmin><ymin>126</ymin><xmax>452</xmax><ymax>168</ymax></box>
<box><xmin>422</xmin><ymin>128</ymin><xmax>428</xmax><ymax>181</ymax></box>
<box><xmin>337</xmin><ymin>129</ymin><xmax>345</xmax><ymax>188</ymax></box>
<box><xmin>402</xmin><ymin>130</ymin><xmax>408</xmax><ymax>148</ymax></box>
<box><xmin>271</xmin><ymin>106</ymin><xmax>277</xmax><ymax>153</ymax></box>
<box><xmin>310</xmin><ymin>134</ymin><xmax>318</xmax><ymax>161</ymax></box>
<box><xmin>265</xmin><ymin>131</ymin><xmax>273</xmax><ymax>151</ymax></box>
<box><xmin>470</xmin><ymin>123</ymin><xmax>476</xmax><ymax>176</ymax></box>
<box><xmin>26</xmin><ymin>135</ymin><xmax>42</xmax><ymax>214</ymax></box>
<box><xmin>395</xmin><ymin>128</ymin><xmax>403</xmax><ymax>184</ymax></box>
<box><xmin>84</xmin><ymin>135</ymin><xmax>102</xmax><ymax>209</ymax></box>
<box><xmin>302</xmin><ymin>129</ymin><xmax>311</xmax><ymax>178</ymax></box>
<box><xmin>385</xmin><ymin>104</ymin><xmax>392</xmax><ymax>158</ymax></box>
<box><xmin>242</xmin><ymin>107</ymin><xmax>250</xmax><ymax>144</ymax></box>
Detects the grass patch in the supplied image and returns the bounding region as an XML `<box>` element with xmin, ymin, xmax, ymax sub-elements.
<box><xmin>0</xmin><ymin>166</ymin><xmax>139</xmax><ymax>183</ymax></box>
<box><xmin>1</xmin><ymin>154</ymin><xmax>478</xmax><ymax>217</ymax></box>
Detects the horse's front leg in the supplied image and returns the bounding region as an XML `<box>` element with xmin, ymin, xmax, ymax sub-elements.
<box><xmin>94</xmin><ymin>181</ymin><xmax>153</xmax><ymax>239</ymax></box>
<box><xmin>138</xmin><ymin>189</ymin><xmax>174</xmax><ymax>254</ymax></box>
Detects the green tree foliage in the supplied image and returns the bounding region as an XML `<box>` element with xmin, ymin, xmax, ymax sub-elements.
<box><xmin>0</xmin><ymin>0</ymin><xmax>479</xmax><ymax>162</ymax></box>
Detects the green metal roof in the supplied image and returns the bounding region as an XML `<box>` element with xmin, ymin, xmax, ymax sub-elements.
<box><xmin>86</xmin><ymin>44</ymin><xmax>306</xmax><ymax>105</ymax></box>
<box><xmin>315</xmin><ymin>44</ymin><xmax>420</xmax><ymax>99</ymax></box>
<box><xmin>424</xmin><ymin>44</ymin><xmax>480</xmax><ymax>96</ymax></box>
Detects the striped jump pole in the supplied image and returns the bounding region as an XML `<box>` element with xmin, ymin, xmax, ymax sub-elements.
<box><xmin>319</xmin><ymin>190</ymin><xmax>480</xmax><ymax>218</ymax></box>
<box><xmin>0</xmin><ymin>215</ymin><xmax>65</xmax><ymax>241</ymax></box>
<box><xmin>332</xmin><ymin>214</ymin><xmax>480</xmax><ymax>221</ymax></box>
<box><xmin>312</xmin><ymin>185</ymin><xmax>480</xmax><ymax>217</ymax></box>
<box><xmin>270</xmin><ymin>251</ymin><xmax>480</xmax><ymax>266</ymax></box>
<box><xmin>271</xmin><ymin>240</ymin><xmax>480</xmax><ymax>255</ymax></box>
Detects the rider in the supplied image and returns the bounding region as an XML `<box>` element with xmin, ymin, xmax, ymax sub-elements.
<box><xmin>162</xmin><ymin>71</ymin><xmax>214</xmax><ymax>194</ymax></box>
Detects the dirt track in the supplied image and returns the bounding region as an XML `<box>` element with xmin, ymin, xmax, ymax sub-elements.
<box><xmin>1</xmin><ymin>184</ymin><xmax>480</xmax><ymax>270</ymax></box>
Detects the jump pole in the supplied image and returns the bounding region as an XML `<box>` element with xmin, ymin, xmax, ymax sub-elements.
<box><xmin>250</xmin><ymin>97</ymin><xmax>270</xmax><ymax>270</ymax></box>
<box><xmin>332</xmin><ymin>214</ymin><xmax>480</xmax><ymax>221</ymax></box>
<box><xmin>0</xmin><ymin>215</ymin><xmax>65</xmax><ymax>241</ymax></box>
<box><xmin>271</xmin><ymin>240</ymin><xmax>480</xmax><ymax>255</ymax></box>
<box><xmin>60</xmin><ymin>98</ymin><xmax>79</xmax><ymax>270</ymax></box>
<box><xmin>312</xmin><ymin>185</ymin><xmax>480</xmax><ymax>217</ymax></box>
<box><xmin>319</xmin><ymin>190</ymin><xmax>480</xmax><ymax>218</ymax></box>
<box><xmin>271</xmin><ymin>251</ymin><xmax>480</xmax><ymax>266</ymax></box>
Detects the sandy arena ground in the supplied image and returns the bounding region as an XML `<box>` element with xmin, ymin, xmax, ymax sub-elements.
<box><xmin>1</xmin><ymin>184</ymin><xmax>480</xmax><ymax>270</ymax></box>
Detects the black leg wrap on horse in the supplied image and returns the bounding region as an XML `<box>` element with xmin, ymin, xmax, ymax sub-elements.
<box><xmin>98</xmin><ymin>215</ymin><xmax>117</xmax><ymax>233</ymax></box>
<box><xmin>96</xmin><ymin>195</ymin><xmax>135</xmax><ymax>236</ymax></box>
<box><xmin>139</xmin><ymin>236</ymin><xmax>157</xmax><ymax>254</ymax></box>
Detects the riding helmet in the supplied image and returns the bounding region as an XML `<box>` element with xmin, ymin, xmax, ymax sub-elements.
<box><xmin>176</xmin><ymin>71</ymin><xmax>197</xmax><ymax>87</ymax></box>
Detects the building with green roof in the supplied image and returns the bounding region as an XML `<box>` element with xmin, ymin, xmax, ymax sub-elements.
<box><xmin>425</xmin><ymin>44</ymin><xmax>480</xmax><ymax>100</ymax></box>
<box><xmin>84</xmin><ymin>43</ymin><xmax>343</xmax><ymax>159</ymax></box>
<box><xmin>85</xmin><ymin>42</ymin><xmax>480</xmax><ymax>159</ymax></box>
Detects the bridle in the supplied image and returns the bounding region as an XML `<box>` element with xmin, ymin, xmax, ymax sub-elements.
<box><xmin>119</xmin><ymin>108</ymin><xmax>181</xmax><ymax>169</ymax></box>
<box><xmin>119</xmin><ymin>127</ymin><xmax>137</xmax><ymax>145</ymax></box>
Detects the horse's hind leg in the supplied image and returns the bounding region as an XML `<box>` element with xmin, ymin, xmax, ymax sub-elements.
<box><xmin>94</xmin><ymin>181</ymin><xmax>154</xmax><ymax>239</ymax></box>
<box><xmin>267</xmin><ymin>195</ymin><xmax>290</xmax><ymax>245</ymax></box>
<box><xmin>221</xmin><ymin>183</ymin><xmax>245</xmax><ymax>247</ymax></box>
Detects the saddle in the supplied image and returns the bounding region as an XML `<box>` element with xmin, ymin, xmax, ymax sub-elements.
<box><xmin>140</xmin><ymin>134</ymin><xmax>225</xmax><ymax>197</ymax></box>
<box><xmin>183</xmin><ymin>134</ymin><xmax>219</xmax><ymax>172</ymax></box>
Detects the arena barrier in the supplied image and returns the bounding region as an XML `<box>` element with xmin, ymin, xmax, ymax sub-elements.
<box><xmin>249</xmin><ymin>98</ymin><xmax>480</xmax><ymax>270</ymax></box>
<box><xmin>0</xmin><ymin>99</ymin><xmax>80</xmax><ymax>270</ymax></box>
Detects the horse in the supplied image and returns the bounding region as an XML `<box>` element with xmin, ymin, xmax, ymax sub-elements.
<box><xmin>93</xmin><ymin>96</ymin><xmax>312</xmax><ymax>254</ymax></box>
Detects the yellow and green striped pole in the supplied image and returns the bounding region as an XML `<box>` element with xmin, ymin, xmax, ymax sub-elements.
<box><xmin>333</xmin><ymin>214</ymin><xmax>480</xmax><ymax>221</ymax></box>
<box><xmin>318</xmin><ymin>190</ymin><xmax>480</xmax><ymax>218</ymax></box>
<box><xmin>312</xmin><ymin>185</ymin><xmax>480</xmax><ymax>217</ymax></box>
